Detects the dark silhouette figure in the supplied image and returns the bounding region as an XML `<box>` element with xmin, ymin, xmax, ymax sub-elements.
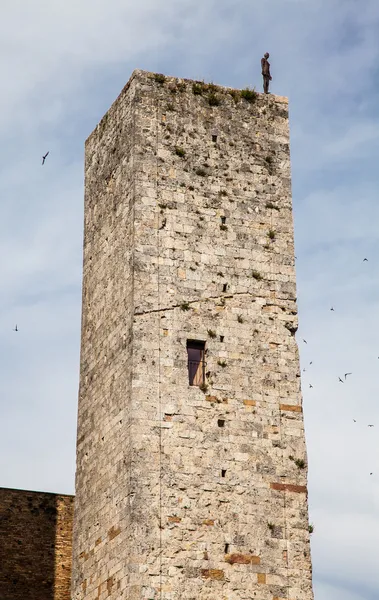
<box><xmin>42</xmin><ymin>151</ymin><xmax>49</xmax><ymax>165</ymax></box>
<box><xmin>13</xmin><ymin>324</ymin><xmax>18</xmax><ymax>332</ymax></box>
<box><xmin>261</xmin><ymin>53</ymin><xmax>272</xmax><ymax>93</ymax></box>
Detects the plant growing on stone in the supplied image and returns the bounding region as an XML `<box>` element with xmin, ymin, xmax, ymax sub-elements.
<box><xmin>308</xmin><ymin>524</ymin><xmax>314</xmax><ymax>534</ymax></box>
<box><xmin>219</xmin><ymin>190</ymin><xmax>228</xmax><ymax>196</ymax></box>
<box><xmin>265</xmin><ymin>202</ymin><xmax>279</xmax><ymax>211</ymax></box>
<box><xmin>196</xmin><ymin>168</ymin><xmax>207</xmax><ymax>177</ymax></box>
<box><xmin>208</xmin><ymin>93</ymin><xmax>221</xmax><ymax>107</ymax></box>
<box><xmin>237</xmin><ymin>314</ymin><xmax>244</xmax><ymax>323</ymax></box>
<box><xmin>252</xmin><ymin>270</ymin><xmax>262</xmax><ymax>280</ymax></box>
<box><xmin>199</xmin><ymin>382</ymin><xmax>209</xmax><ymax>393</ymax></box>
<box><xmin>180</xmin><ymin>302</ymin><xmax>190</xmax><ymax>311</ymax></box>
<box><xmin>267</xmin><ymin>522</ymin><xmax>275</xmax><ymax>531</ymax></box>
<box><xmin>207</xmin><ymin>330</ymin><xmax>217</xmax><ymax>338</ymax></box>
<box><xmin>220</xmin><ymin>224</ymin><xmax>228</xmax><ymax>231</ymax></box>
<box><xmin>240</xmin><ymin>87</ymin><xmax>257</xmax><ymax>103</ymax></box>
<box><xmin>175</xmin><ymin>147</ymin><xmax>186</xmax><ymax>158</ymax></box>
<box><xmin>193</xmin><ymin>82</ymin><xmax>204</xmax><ymax>95</ymax></box>
<box><xmin>267</xmin><ymin>229</ymin><xmax>276</xmax><ymax>241</ymax></box>
<box><xmin>229</xmin><ymin>89</ymin><xmax>240</xmax><ymax>103</ymax></box>
<box><xmin>154</xmin><ymin>73</ymin><xmax>166</xmax><ymax>84</ymax></box>
<box><xmin>295</xmin><ymin>458</ymin><xmax>306</xmax><ymax>469</ymax></box>
<box><xmin>217</xmin><ymin>360</ymin><xmax>227</xmax><ymax>368</ymax></box>
<box><xmin>289</xmin><ymin>455</ymin><xmax>294</xmax><ymax>461</ymax></box>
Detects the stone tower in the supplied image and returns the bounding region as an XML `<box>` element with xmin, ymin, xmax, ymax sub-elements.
<box><xmin>72</xmin><ymin>70</ymin><xmax>314</xmax><ymax>600</ymax></box>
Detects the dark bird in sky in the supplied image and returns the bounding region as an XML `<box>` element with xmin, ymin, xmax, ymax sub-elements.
<box><xmin>309</xmin><ymin>361</ymin><xmax>313</xmax><ymax>365</ymax></box>
<box><xmin>344</xmin><ymin>373</ymin><xmax>352</xmax><ymax>380</ymax></box>
<box><xmin>338</xmin><ymin>377</ymin><xmax>344</xmax><ymax>383</ymax></box>
<box><xmin>353</xmin><ymin>419</ymin><xmax>356</xmax><ymax>423</ymax></box>
<box><xmin>42</xmin><ymin>151</ymin><xmax>49</xmax><ymax>165</ymax></box>
<box><xmin>309</xmin><ymin>384</ymin><xmax>313</xmax><ymax>388</ymax></box>
<box><xmin>13</xmin><ymin>324</ymin><xmax>18</xmax><ymax>332</ymax></box>
<box><xmin>368</xmin><ymin>424</ymin><xmax>374</xmax><ymax>427</ymax></box>
<box><xmin>303</xmin><ymin>339</ymin><xmax>307</xmax><ymax>344</ymax></box>
<box><xmin>330</xmin><ymin>307</ymin><xmax>334</xmax><ymax>311</ymax></box>
<box><xmin>363</xmin><ymin>258</ymin><xmax>368</xmax><ymax>262</ymax></box>
<box><xmin>303</xmin><ymin>368</ymin><xmax>306</xmax><ymax>372</ymax></box>
<box><xmin>370</xmin><ymin>472</ymin><xmax>373</xmax><ymax>475</ymax></box>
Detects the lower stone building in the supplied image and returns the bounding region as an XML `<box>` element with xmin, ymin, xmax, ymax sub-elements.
<box><xmin>0</xmin><ymin>487</ymin><xmax>74</xmax><ymax>600</ymax></box>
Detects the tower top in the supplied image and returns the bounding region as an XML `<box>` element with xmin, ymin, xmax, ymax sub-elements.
<box><xmin>89</xmin><ymin>69</ymin><xmax>288</xmax><ymax>142</ymax></box>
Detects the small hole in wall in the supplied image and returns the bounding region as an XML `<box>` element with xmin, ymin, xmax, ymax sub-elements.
<box><xmin>212</xmin><ymin>134</ymin><xmax>217</xmax><ymax>143</ymax></box>
<box><xmin>221</xmin><ymin>216</ymin><xmax>226</xmax><ymax>225</ymax></box>
<box><xmin>224</xmin><ymin>543</ymin><xmax>229</xmax><ymax>554</ymax></box>
<box><xmin>218</xmin><ymin>419</ymin><xmax>225</xmax><ymax>428</ymax></box>
<box><xmin>222</xmin><ymin>283</ymin><xmax>227</xmax><ymax>292</ymax></box>
<box><xmin>221</xmin><ymin>469</ymin><xmax>226</xmax><ymax>478</ymax></box>
<box><xmin>220</xmin><ymin>335</ymin><xmax>224</xmax><ymax>342</ymax></box>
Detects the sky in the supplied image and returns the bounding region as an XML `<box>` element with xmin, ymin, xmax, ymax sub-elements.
<box><xmin>0</xmin><ymin>0</ymin><xmax>378</xmax><ymax>598</ymax></box>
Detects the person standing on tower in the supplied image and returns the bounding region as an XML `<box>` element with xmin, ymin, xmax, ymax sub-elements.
<box><xmin>261</xmin><ymin>52</ymin><xmax>272</xmax><ymax>93</ymax></box>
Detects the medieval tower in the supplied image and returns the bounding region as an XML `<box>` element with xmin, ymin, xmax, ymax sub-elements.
<box><xmin>72</xmin><ymin>70</ymin><xmax>314</xmax><ymax>600</ymax></box>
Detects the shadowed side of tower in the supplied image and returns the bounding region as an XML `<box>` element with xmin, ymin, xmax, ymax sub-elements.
<box><xmin>72</xmin><ymin>70</ymin><xmax>314</xmax><ymax>600</ymax></box>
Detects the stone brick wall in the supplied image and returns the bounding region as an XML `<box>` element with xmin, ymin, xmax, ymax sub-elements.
<box><xmin>72</xmin><ymin>70</ymin><xmax>314</xmax><ymax>600</ymax></box>
<box><xmin>0</xmin><ymin>487</ymin><xmax>74</xmax><ymax>600</ymax></box>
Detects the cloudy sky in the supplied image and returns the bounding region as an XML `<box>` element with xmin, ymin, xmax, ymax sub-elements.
<box><xmin>1</xmin><ymin>0</ymin><xmax>379</xmax><ymax>598</ymax></box>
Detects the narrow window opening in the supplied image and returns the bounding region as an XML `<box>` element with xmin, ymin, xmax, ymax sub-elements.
<box><xmin>221</xmin><ymin>216</ymin><xmax>226</xmax><ymax>225</ymax></box>
<box><xmin>187</xmin><ymin>340</ymin><xmax>206</xmax><ymax>386</ymax></box>
<box><xmin>221</xmin><ymin>469</ymin><xmax>226</xmax><ymax>478</ymax></box>
<box><xmin>222</xmin><ymin>283</ymin><xmax>227</xmax><ymax>292</ymax></box>
<box><xmin>220</xmin><ymin>335</ymin><xmax>224</xmax><ymax>342</ymax></box>
<box><xmin>212</xmin><ymin>134</ymin><xmax>218</xmax><ymax>143</ymax></box>
<box><xmin>224</xmin><ymin>543</ymin><xmax>229</xmax><ymax>554</ymax></box>
<box><xmin>218</xmin><ymin>419</ymin><xmax>225</xmax><ymax>428</ymax></box>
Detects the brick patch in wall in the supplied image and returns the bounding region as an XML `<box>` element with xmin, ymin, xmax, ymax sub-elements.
<box><xmin>279</xmin><ymin>404</ymin><xmax>302</xmax><ymax>412</ymax></box>
<box><xmin>225</xmin><ymin>553</ymin><xmax>260</xmax><ymax>565</ymax></box>
<box><xmin>201</xmin><ymin>569</ymin><xmax>225</xmax><ymax>580</ymax></box>
<box><xmin>108</xmin><ymin>525</ymin><xmax>121</xmax><ymax>540</ymax></box>
<box><xmin>270</xmin><ymin>482</ymin><xmax>307</xmax><ymax>493</ymax></box>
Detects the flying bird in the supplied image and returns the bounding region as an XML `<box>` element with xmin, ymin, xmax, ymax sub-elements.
<box><xmin>370</xmin><ymin>473</ymin><xmax>373</xmax><ymax>476</ymax></box>
<box><xmin>309</xmin><ymin>384</ymin><xmax>313</xmax><ymax>388</ymax></box>
<box><xmin>302</xmin><ymin>368</ymin><xmax>306</xmax><ymax>372</ymax></box>
<box><xmin>363</xmin><ymin>258</ymin><xmax>368</xmax><ymax>262</ymax></box>
<box><xmin>302</xmin><ymin>339</ymin><xmax>307</xmax><ymax>344</ymax></box>
<box><xmin>368</xmin><ymin>424</ymin><xmax>374</xmax><ymax>427</ymax></box>
<box><xmin>344</xmin><ymin>373</ymin><xmax>352</xmax><ymax>380</ymax></box>
<box><xmin>338</xmin><ymin>377</ymin><xmax>344</xmax><ymax>383</ymax></box>
<box><xmin>13</xmin><ymin>324</ymin><xmax>18</xmax><ymax>332</ymax></box>
<box><xmin>330</xmin><ymin>307</ymin><xmax>334</xmax><ymax>311</ymax></box>
<box><xmin>42</xmin><ymin>151</ymin><xmax>49</xmax><ymax>165</ymax></box>
<box><xmin>309</xmin><ymin>361</ymin><xmax>313</xmax><ymax>365</ymax></box>
<box><xmin>353</xmin><ymin>419</ymin><xmax>356</xmax><ymax>423</ymax></box>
